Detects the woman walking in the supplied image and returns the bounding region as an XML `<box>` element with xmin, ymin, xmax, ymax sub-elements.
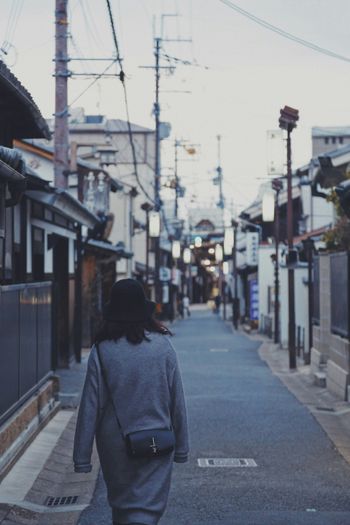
<box><xmin>73</xmin><ymin>278</ymin><xmax>189</xmax><ymax>525</ymax></box>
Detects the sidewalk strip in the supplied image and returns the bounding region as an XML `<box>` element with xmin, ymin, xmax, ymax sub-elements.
<box><xmin>0</xmin><ymin>410</ymin><xmax>74</xmax><ymax>503</ymax></box>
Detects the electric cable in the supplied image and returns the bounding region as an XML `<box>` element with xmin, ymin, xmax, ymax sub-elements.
<box><xmin>218</xmin><ymin>0</ymin><xmax>350</xmax><ymax>65</ymax></box>
<box><xmin>105</xmin><ymin>0</ymin><xmax>156</xmax><ymax>205</ymax></box>
<box><xmin>69</xmin><ymin>60</ymin><xmax>118</xmax><ymax>106</ymax></box>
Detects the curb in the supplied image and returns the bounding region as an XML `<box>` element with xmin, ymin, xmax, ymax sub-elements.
<box><xmin>253</xmin><ymin>334</ymin><xmax>350</xmax><ymax>467</ymax></box>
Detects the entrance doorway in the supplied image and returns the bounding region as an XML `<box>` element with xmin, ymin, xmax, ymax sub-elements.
<box><xmin>52</xmin><ymin>235</ymin><xmax>69</xmax><ymax>368</ymax></box>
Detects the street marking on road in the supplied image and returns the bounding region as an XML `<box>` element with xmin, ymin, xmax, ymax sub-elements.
<box><xmin>209</xmin><ymin>348</ymin><xmax>229</xmax><ymax>352</ymax></box>
<box><xmin>197</xmin><ymin>458</ymin><xmax>257</xmax><ymax>467</ymax></box>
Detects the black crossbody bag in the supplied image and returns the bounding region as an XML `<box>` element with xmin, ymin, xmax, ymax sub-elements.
<box><xmin>96</xmin><ymin>343</ymin><xmax>175</xmax><ymax>459</ymax></box>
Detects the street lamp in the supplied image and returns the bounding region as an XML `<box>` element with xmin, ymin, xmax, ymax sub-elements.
<box><xmin>149</xmin><ymin>209</ymin><xmax>161</xmax><ymax>305</ymax></box>
<box><xmin>183</xmin><ymin>247</ymin><xmax>192</xmax><ymax>297</ymax></box>
<box><xmin>141</xmin><ymin>202</ymin><xmax>153</xmax><ymax>296</ymax></box>
<box><xmin>231</xmin><ymin>219</ymin><xmax>239</xmax><ymax>329</ymax></box>
<box><xmin>279</xmin><ymin>105</ymin><xmax>299</xmax><ymax>369</ymax></box>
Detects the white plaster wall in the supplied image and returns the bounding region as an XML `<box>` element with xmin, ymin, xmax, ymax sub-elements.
<box><xmin>300</xmin><ymin>185</ymin><xmax>334</xmax><ymax>232</ymax></box>
<box><xmin>280</xmin><ymin>266</ymin><xmax>308</xmax><ymax>349</ymax></box>
<box><xmin>258</xmin><ymin>245</ymin><xmax>276</xmax><ymax>321</ymax></box>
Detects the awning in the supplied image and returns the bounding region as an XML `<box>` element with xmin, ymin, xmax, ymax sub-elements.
<box><xmin>26</xmin><ymin>189</ymin><xmax>99</xmax><ymax>229</ymax></box>
<box><xmin>86</xmin><ymin>239</ymin><xmax>133</xmax><ymax>259</ymax></box>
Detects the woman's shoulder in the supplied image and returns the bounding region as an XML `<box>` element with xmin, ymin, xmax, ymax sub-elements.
<box><xmin>147</xmin><ymin>332</ymin><xmax>176</xmax><ymax>353</ymax></box>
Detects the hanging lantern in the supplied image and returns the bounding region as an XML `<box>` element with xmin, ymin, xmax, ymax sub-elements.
<box><xmin>183</xmin><ymin>247</ymin><xmax>191</xmax><ymax>264</ymax></box>
<box><xmin>262</xmin><ymin>190</ymin><xmax>275</xmax><ymax>222</ymax></box>
<box><xmin>224</xmin><ymin>228</ymin><xmax>234</xmax><ymax>255</ymax></box>
<box><xmin>172</xmin><ymin>240</ymin><xmax>181</xmax><ymax>259</ymax></box>
<box><xmin>194</xmin><ymin>236</ymin><xmax>202</xmax><ymax>248</ymax></box>
<box><xmin>215</xmin><ymin>243</ymin><xmax>223</xmax><ymax>263</ymax></box>
<box><xmin>149</xmin><ymin>211</ymin><xmax>161</xmax><ymax>237</ymax></box>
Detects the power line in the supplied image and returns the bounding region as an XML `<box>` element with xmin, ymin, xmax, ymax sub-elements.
<box><xmin>218</xmin><ymin>0</ymin><xmax>350</xmax><ymax>65</ymax></box>
<box><xmin>69</xmin><ymin>59</ymin><xmax>118</xmax><ymax>106</ymax></box>
<box><xmin>105</xmin><ymin>0</ymin><xmax>156</xmax><ymax>204</ymax></box>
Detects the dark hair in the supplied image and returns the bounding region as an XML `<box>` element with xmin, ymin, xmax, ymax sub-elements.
<box><xmin>95</xmin><ymin>317</ymin><xmax>172</xmax><ymax>345</ymax></box>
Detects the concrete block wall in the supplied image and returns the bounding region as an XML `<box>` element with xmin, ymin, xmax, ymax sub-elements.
<box><xmin>311</xmin><ymin>252</ymin><xmax>350</xmax><ymax>400</ymax></box>
<box><xmin>0</xmin><ymin>379</ymin><xmax>59</xmax><ymax>480</ymax></box>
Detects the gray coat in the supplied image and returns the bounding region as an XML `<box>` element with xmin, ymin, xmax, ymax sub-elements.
<box><xmin>73</xmin><ymin>333</ymin><xmax>189</xmax><ymax>525</ymax></box>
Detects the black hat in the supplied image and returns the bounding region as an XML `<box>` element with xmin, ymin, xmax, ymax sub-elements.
<box><xmin>103</xmin><ymin>278</ymin><xmax>156</xmax><ymax>322</ymax></box>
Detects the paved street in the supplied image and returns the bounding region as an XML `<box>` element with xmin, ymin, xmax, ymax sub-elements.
<box><xmin>79</xmin><ymin>307</ymin><xmax>350</xmax><ymax>525</ymax></box>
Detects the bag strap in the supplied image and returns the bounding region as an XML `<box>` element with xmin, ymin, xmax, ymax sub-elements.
<box><xmin>95</xmin><ymin>342</ymin><xmax>125</xmax><ymax>439</ymax></box>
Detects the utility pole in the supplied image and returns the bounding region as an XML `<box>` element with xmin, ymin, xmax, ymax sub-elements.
<box><xmin>174</xmin><ymin>139</ymin><xmax>179</xmax><ymax>219</ymax></box>
<box><xmin>272</xmin><ymin>178</ymin><xmax>283</xmax><ymax>344</ymax></box>
<box><xmin>54</xmin><ymin>0</ymin><xmax>69</xmax><ymax>189</ymax></box>
<box><xmin>217</xmin><ymin>135</ymin><xmax>224</xmax><ymax>209</ymax></box>
<box><xmin>154</xmin><ymin>37</ymin><xmax>162</xmax><ymax>304</ymax></box>
<box><xmin>279</xmin><ymin>105</ymin><xmax>299</xmax><ymax>370</ymax></box>
<box><xmin>286</xmin><ymin>128</ymin><xmax>296</xmax><ymax>368</ymax></box>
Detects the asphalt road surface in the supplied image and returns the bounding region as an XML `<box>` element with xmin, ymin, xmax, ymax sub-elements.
<box><xmin>79</xmin><ymin>308</ymin><xmax>350</xmax><ymax>525</ymax></box>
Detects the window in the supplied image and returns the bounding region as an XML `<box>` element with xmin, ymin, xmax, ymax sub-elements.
<box><xmin>32</xmin><ymin>201</ymin><xmax>44</xmax><ymax>219</ymax></box>
<box><xmin>332</xmin><ymin>137</ymin><xmax>336</xmax><ymax>144</ymax></box>
<box><xmin>339</xmin><ymin>137</ymin><xmax>344</xmax><ymax>144</ymax></box>
<box><xmin>4</xmin><ymin>206</ymin><xmax>13</xmax><ymax>280</ymax></box>
<box><xmin>0</xmin><ymin>183</ymin><xmax>5</xmax><ymax>238</ymax></box>
<box><xmin>32</xmin><ymin>226</ymin><xmax>45</xmax><ymax>281</ymax></box>
<box><xmin>44</xmin><ymin>208</ymin><xmax>53</xmax><ymax>222</ymax></box>
<box><xmin>54</xmin><ymin>213</ymin><xmax>68</xmax><ymax>228</ymax></box>
<box><xmin>325</xmin><ymin>138</ymin><xmax>329</xmax><ymax>144</ymax></box>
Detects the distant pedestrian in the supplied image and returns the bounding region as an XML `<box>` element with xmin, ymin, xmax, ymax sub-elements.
<box><xmin>214</xmin><ymin>294</ymin><xmax>221</xmax><ymax>314</ymax></box>
<box><xmin>177</xmin><ymin>293</ymin><xmax>184</xmax><ymax>319</ymax></box>
<box><xmin>73</xmin><ymin>279</ymin><xmax>189</xmax><ymax>525</ymax></box>
<box><xmin>182</xmin><ymin>295</ymin><xmax>191</xmax><ymax>317</ymax></box>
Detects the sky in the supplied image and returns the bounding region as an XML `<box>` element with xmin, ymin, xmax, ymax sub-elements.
<box><xmin>2</xmin><ymin>0</ymin><xmax>350</xmax><ymax>214</ymax></box>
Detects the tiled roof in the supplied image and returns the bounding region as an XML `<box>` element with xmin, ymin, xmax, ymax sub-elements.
<box><xmin>312</xmin><ymin>126</ymin><xmax>350</xmax><ymax>138</ymax></box>
<box><xmin>0</xmin><ymin>60</ymin><xmax>50</xmax><ymax>139</ymax></box>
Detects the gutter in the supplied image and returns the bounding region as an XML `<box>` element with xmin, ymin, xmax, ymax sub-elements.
<box><xmin>0</xmin><ymin>158</ymin><xmax>26</xmax><ymax>183</ymax></box>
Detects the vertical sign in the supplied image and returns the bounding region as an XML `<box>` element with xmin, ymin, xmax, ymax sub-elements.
<box><xmin>250</xmin><ymin>279</ymin><xmax>259</xmax><ymax>321</ymax></box>
<box><xmin>246</xmin><ymin>232</ymin><xmax>259</xmax><ymax>266</ymax></box>
<box><xmin>267</xmin><ymin>129</ymin><xmax>284</xmax><ymax>177</ymax></box>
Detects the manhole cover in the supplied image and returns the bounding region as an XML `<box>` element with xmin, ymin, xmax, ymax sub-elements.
<box><xmin>197</xmin><ymin>458</ymin><xmax>257</xmax><ymax>467</ymax></box>
<box><xmin>45</xmin><ymin>496</ymin><xmax>78</xmax><ymax>506</ymax></box>
<box><xmin>209</xmin><ymin>348</ymin><xmax>229</xmax><ymax>352</ymax></box>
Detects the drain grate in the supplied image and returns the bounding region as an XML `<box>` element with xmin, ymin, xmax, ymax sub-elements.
<box><xmin>198</xmin><ymin>458</ymin><xmax>257</xmax><ymax>467</ymax></box>
<box><xmin>46</xmin><ymin>496</ymin><xmax>78</xmax><ymax>507</ymax></box>
<box><xmin>316</xmin><ymin>406</ymin><xmax>335</xmax><ymax>412</ymax></box>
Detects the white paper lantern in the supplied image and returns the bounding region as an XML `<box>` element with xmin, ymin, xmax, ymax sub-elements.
<box><xmin>172</xmin><ymin>240</ymin><xmax>181</xmax><ymax>259</ymax></box>
<box><xmin>149</xmin><ymin>211</ymin><xmax>161</xmax><ymax>237</ymax></box>
<box><xmin>183</xmin><ymin>247</ymin><xmax>191</xmax><ymax>264</ymax></box>
<box><xmin>224</xmin><ymin>228</ymin><xmax>234</xmax><ymax>255</ymax></box>
<box><xmin>262</xmin><ymin>191</ymin><xmax>275</xmax><ymax>222</ymax></box>
<box><xmin>215</xmin><ymin>243</ymin><xmax>223</xmax><ymax>263</ymax></box>
<box><xmin>194</xmin><ymin>236</ymin><xmax>202</xmax><ymax>248</ymax></box>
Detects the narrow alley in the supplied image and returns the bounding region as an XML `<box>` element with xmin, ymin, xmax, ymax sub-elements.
<box><xmin>78</xmin><ymin>308</ymin><xmax>350</xmax><ymax>525</ymax></box>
